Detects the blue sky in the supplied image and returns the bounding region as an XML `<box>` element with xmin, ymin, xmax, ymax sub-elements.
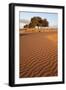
<box><xmin>19</xmin><ymin>11</ymin><xmax>58</xmax><ymax>28</ymax></box>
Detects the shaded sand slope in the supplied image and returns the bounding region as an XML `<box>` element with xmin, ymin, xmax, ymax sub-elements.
<box><xmin>20</xmin><ymin>32</ymin><xmax>58</xmax><ymax>78</ymax></box>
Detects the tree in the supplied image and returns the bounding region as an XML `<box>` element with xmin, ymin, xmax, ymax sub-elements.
<box><xmin>42</xmin><ymin>19</ymin><xmax>49</xmax><ymax>27</ymax></box>
<box><xmin>23</xmin><ymin>17</ymin><xmax>49</xmax><ymax>29</ymax></box>
<box><xmin>29</xmin><ymin>22</ymin><xmax>35</xmax><ymax>28</ymax></box>
<box><xmin>24</xmin><ymin>24</ymin><xmax>29</xmax><ymax>28</ymax></box>
<box><xmin>30</xmin><ymin>17</ymin><xmax>42</xmax><ymax>29</ymax></box>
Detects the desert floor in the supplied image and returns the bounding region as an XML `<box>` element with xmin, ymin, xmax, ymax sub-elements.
<box><xmin>19</xmin><ymin>31</ymin><xmax>58</xmax><ymax>78</ymax></box>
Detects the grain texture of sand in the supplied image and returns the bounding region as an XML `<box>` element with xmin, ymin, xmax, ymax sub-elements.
<box><xmin>19</xmin><ymin>31</ymin><xmax>58</xmax><ymax>78</ymax></box>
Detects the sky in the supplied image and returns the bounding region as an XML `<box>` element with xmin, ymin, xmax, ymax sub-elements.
<box><xmin>19</xmin><ymin>11</ymin><xmax>58</xmax><ymax>29</ymax></box>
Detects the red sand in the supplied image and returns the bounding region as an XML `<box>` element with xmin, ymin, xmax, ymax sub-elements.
<box><xmin>19</xmin><ymin>31</ymin><xmax>58</xmax><ymax>78</ymax></box>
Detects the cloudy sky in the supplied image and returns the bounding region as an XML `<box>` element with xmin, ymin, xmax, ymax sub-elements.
<box><xmin>19</xmin><ymin>11</ymin><xmax>58</xmax><ymax>29</ymax></box>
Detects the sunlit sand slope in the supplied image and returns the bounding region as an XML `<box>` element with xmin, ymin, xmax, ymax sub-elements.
<box><xmin>19</xmin><ymin>31</ymin><xmax>58</xmax><ymax>78</ymax></box>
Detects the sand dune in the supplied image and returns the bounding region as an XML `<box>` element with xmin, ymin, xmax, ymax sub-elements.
<box><xmin>19</xmin><ymin>31</ymin><xmax>58</xmax><ymax>78</ymax></box>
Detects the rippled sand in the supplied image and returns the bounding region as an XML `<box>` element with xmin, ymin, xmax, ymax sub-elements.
<box><xmin>19</xmin><ymin>31</ymin><xmax>58</xmax><ymax>78</ymax></box>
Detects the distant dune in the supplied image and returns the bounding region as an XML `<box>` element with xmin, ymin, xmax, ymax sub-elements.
<box><xmin>19</xmin><ymin>30</ymin><xmax>58</xmax><ymax>78</ymax></box>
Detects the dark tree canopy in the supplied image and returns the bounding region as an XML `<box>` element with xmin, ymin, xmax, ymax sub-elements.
<box><xmin>42</xmin><ymin>19</ymin><xmax>49</xmax><ymax>27</ymax></box>
<box><xmin>23</xmin><ymin>16</ymin><xmax>49</xmax><ymax>28</ymax></box>
<box><xmin>24</xmin><ymin>24</ymin><xmax>29</xmax><ymax>28</ymax></box>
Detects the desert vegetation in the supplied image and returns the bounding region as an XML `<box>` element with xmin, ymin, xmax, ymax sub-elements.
<box><xmin>19</xmin><ymin>15</ymin><xmax>58</xmax><ymax>78</ymax></box>
<box><xmin>24</xmin><ymin>16</ymin><xmax>49</xmax><ymax>29</ymax></box>
<box><xmin>20</xmin><ymin>16</ymin><xmax>57</xmax><ymax>34</ymax></box>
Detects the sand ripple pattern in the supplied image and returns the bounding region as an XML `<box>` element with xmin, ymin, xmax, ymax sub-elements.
<box><xmin>19</xmin><ymin>32</ymin><xmax>58</xmax><ymax>78</ymax></box>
